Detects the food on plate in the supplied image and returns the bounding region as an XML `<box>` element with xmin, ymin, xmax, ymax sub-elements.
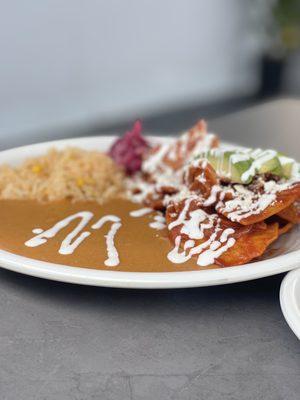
<box><xmin>277</xmin><ymin>201</ymin><xmax>300</xmax><ymax>223</ymax></box>
<box><xmin>109</xmin><ymin>120</ymin><xmax>149</xmax><ymax>174</ymax></box>
<box><xmin>0</xmin><ymin>147</ymin><xmax>124</xmax><ymax>204</ymax></box>
<box><xmin>165</xmin><ymin>198</ymin><xmax>279</xmax><ymax>266</ymax></box>
<box><xmin>0</xmin><ymin>119</ymin><xmax>298</xmax><ymax>271</ymax></box>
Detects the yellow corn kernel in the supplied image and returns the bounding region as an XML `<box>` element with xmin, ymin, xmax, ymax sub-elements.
<box><xmin>76</xmin><ymin>178</ymin><xmax>84</xmax><ymax>187</ymax></box>
<box><xmin>32</xmin><ymin>164</ymin><xmax>42</xmax><ymax>173</ymax></box>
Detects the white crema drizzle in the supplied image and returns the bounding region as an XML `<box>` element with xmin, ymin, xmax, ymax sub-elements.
<box><xmin>167</xmin><ymin>199</ymin><xmax>236</xmax><ymax>266</ymax></box>
<box><xmin>25</xmin><ymin>211</ymin><xmax>94</xmax><ymax>255</ymax></box>
<box><xmin>25</xmin><ymin>212</ymin><xmax>122</xmax><ymax>267</ymax></box>
<box><xmin>92</xmin><ymin>215</ymin><xmax>121</xmax><ymax>267</ymax></box>
<box><xmin>129</xmin><ymin>208</ymin><xmax>153</xmax><ymax>217</ymax></box>
<box><xmin>129</xmin><ymin>208</ymin><xmax>166</xmax><ymax>230</ymax></box>
<box><xmin>241</xmin><ymin>149</ymin><xmax>277</xmax><ymax>183</ymax></box>
<box><xmin>149</xmin><ymin>214</ymin><xmax>166</xmax><ymax>230</ymax></box>
<box><xmin>216</xmin><ymin>178</ymin><xmax>295</xmax><ymax>222</ymax></box>
<box><xmin>127</xmin><ymin>129</ymin><xmax>217</xmax><ymax>206</ymax></box>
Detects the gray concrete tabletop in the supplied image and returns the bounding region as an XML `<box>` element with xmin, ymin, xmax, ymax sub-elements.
<box><xmin>0</xmin><ymin>99</ymin><xmax>300</xmax><ymax>400</ymax></box>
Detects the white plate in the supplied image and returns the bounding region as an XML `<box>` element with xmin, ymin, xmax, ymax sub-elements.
<box><xmin>0</xmin><ymin>135</ymin><xmax>300</xmax><ymax>289</ymax></box>
<box><xmin>280</xmin><ymin>269</ymin><xmax>300</xmax><ymax>339</ymax></box>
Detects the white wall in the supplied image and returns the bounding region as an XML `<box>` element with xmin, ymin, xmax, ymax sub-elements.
<box><xmin>0</xmin><ymin>0</ymin><xmax>258</xmax><ymax>143</ymax></box>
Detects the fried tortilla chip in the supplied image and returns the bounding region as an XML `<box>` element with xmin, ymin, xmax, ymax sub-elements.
<box><xmin>278</xmin><ymin>221</ymin><xmax>294</xmax><ymax>235</ymax></box>
<box><xmin>184</xmin><ymin>159</ymin><xmax>218</xmax><ymax>198</ymax></box>
<box><xmin>217</xmin><ymin>222</ymin><xmax>279</xmax><ymax>266</ymax></box>
<box><xmin>266</xmin><ymin>214</ymin><xmax>295</xmax><ymax>236</ymax></box>
<box><xmin>166</xmin><ymin>199</ymin><xmax>279</xmax><ymax>267</ymax></box>
<box><xmin>143</xmin><ymin>120</ymin><xmax>218</xmax><ymax>173</ymax></box>
<box><xmin>277</xmin><ymin>200</ymin><xmax>300</xmax><ymax>223</ymax></box>
<box><xmin>129</xmin><ymin>121</ymin><xmax>219</xmax><ymax>210</ymax></box>
<box><xmin>216</xmin><ymin>183</ymin><xmax>300</xmax><ymax>226</ymax></box>
<box><xmin>162</xmin><ymin>120</ymin><xmax>219</xmax><ymax>171</ymax></box>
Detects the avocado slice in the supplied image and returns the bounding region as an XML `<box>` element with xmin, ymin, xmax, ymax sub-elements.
<box><xmin>195</xmin><ymin>148</ymin><xmax>295</xmax><ymax>184</ymax></box>
<box><xmin>278</xmin><ymin>154</ymin><xmax>297</xmax><ymax>178</ymax></box>
<box><xmin>196</xmin><ymin>149</ymin><xmax>253</xmax><ymax>184</ymax></box>
<box><xmin>249</xmin><ymin>149</ymin><xmax>283</xmax><ymax>176</ymax></box>
<box><xmin>228</xmin><ymin>152</ymin><xmax>254</xmax><ymax>184</ymax></box>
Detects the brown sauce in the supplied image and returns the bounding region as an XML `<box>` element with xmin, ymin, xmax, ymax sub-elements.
<box><xmin>0</xmin><ymin>199</ymin><xmax>219</xmax><ymax>272</ymax></box>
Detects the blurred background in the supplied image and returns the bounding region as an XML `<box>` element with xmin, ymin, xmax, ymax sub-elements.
<box><xmin>0</xmin><ymin>0</ymin><xmax>299</xmax><ymax>148</ymax></box>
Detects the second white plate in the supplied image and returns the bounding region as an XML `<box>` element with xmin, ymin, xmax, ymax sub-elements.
<box><xmin>280</xmin><ymin>269</ymin><xmax>300</xmax><ymax>339</ymax></box>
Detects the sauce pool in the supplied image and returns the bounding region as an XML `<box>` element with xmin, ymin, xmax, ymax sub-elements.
<box><xmin>0</xmin><ymin>199</ymin><xmax>219</xmax><ymax>272</ymax></box>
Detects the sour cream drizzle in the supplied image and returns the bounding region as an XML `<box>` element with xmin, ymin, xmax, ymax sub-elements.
<box><xmin>203</xmin><ymin>185</ymin><xmax>221</xmax><ymax>207</ymax></box>
<box><xmin>129</xmin><ymin>208</ymin><xmax>166</xmax><ymax>230</ymax></box>
<box><xmin>168</xmin><ymin>197</ymin><xmax>195</xmax><ymax>230</ymax></box>
<box><xmin>167</xmin><ymin>198</ymin><xmax>236</xmax><ymax>266</ymax></box>
<box><xmin>241</xmin><ymin>149</ymin><xmax>277</xmax><ymax>183</ymax></box>
<box><xmin>25</xmin><ymin>212</ymin><xmax>122</xmax><ymax>266</ymax></box>
<box><xmin>32</xmin><ymin>228</ymin><xmax>43</xmax><ymax>234</ymax></box>
<box><xmin>92</xmin><ymin>215</ymin><xmax>121</xmax><ymax>267</ymax></box>
<box><xmin>142</xmin><ymin>143</ymin><xmax>169</xmax><ymax>174</ymax></box>
<box><xmin>130</xmin><ymin>208</ymin><xmax>153</xmax><ymax>217</ymax></box>
<box><xmin>25</xmin><ymin>211</ymin><xmax>93</xmax><ymax>255</ymax></box>
<box><xmin>149</xmin><ymin>214</ymin><xmax>166</xmax><ymax>230</ymax></box>
<box><xmin>216</xmin><ymin>178</ymin><xmax>296</xmax><ymax>222</ymax></box>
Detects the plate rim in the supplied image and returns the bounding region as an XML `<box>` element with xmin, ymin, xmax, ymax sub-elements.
<box><xmin>0</xmin><ymin>135</ymin><xmax>300</xmax><ymax>289</ymax></box>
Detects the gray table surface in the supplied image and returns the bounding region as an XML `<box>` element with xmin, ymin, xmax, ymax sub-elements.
<box><xmin>0</xmin><ymin>99</ymin><xmax>300</xmax><ymax>400</ymax></box>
